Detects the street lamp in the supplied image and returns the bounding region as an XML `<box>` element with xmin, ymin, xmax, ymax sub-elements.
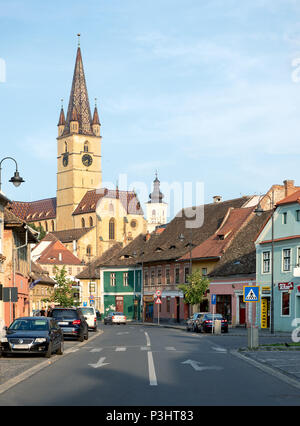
<box><xmin>0</xmin><ymin>157</ymin><xmax>25</xmax><ymax>192</ymax></box>
<box><xmin>254</xmin><ymin>191</ymin><xmax>275</xmax><ymax>334</ymax></box>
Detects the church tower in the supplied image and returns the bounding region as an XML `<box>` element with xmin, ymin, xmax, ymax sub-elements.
<box><xmin>56</xmin><ymin>36</ymin><xmax>102</xmax><ymax>231</ymax></box>
<box><xmin>146</xmin><ymin>172</ymin><xmax>168</xmax><ymax>233</ymax></box>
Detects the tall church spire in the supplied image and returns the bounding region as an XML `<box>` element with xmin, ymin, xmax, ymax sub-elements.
<box><xmin>62</xmin><ymin>37</ymin><xmax>93</xmax><ymax>136</ymax></box>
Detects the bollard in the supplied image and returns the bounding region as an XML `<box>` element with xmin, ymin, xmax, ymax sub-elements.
<box><xmin>248</xmin><ymin>326</ymin><xmax>259</xmax><ymax>349</ymax></box>
<box><xmin>214</xmin><ymin>320</ymin><xmax>221</xmax><ymax>335</ymax></box>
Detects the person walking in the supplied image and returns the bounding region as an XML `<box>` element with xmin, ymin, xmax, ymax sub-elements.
<box><xmin>40</xmin><ymin>307</ymin><xmax>46</xmax><ymax>316</ymax></box>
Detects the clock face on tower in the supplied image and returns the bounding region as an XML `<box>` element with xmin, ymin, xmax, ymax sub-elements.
<box><xmin>82</xmin><ymin>154</ymin><xmax>93</xmax><ymax>167</ymax></box>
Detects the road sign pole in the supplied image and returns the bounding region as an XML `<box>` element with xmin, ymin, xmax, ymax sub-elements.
<box><xmin>158</xmin><ymin>300</ymin><xmax>160</xmax><ymax>326</ymax></box>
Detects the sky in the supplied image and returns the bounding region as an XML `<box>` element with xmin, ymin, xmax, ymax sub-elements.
<box><xmin>1</xmin><ymin>0</ymin><xmax>300</xmax><ymax>220</ymax></box>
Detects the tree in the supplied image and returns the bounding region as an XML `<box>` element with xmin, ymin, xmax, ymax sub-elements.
<box><xmin>178</xmin><ymin>269</ymin><xmax>210</xmax><ymax>308</ymax></box>
<box><xmin>29</xmin><ymin>223</ymin><xmax>46</xmax><ymax>241</ymax></box>
<box><xmin>45</xmin><ymin>266</ymin><xmax>75</xmax><ymax>307</ymax></box>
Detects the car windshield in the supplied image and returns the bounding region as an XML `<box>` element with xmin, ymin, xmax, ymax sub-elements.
<box><xmin>205</xmin><ymin>314</ymin><xmax>223</xmax><ymax>320</ymax></box>
<box><xmin>9</xmin><ymin>319</ymin><xmax>49</xmax><ymax>331</ymax></box>
<box><xmin>52</xmin><ymin>310</ymin><xmax>77</xmax><ymax>319</ymax></box>
<box><xmin>114</xmin><ymin>312</ymin><xmax>124</xmax><ymax>316</ymax></box>
<box><xmin>80</xmin><ymin>308</ymin><xmax>94</xmax><ymax>315</ymax></box>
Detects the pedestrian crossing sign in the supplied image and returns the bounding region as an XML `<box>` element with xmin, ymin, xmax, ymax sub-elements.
<box><xmin>243</xmin><ymin>286</ymin><xmax>260</xmax><ymax>303</ymax></box>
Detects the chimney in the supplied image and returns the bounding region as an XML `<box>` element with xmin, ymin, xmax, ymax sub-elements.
<box><xmin>213</xmin><ymin>196</ymin><xmax>222</xmax><ymax>203</ymax></box>
<box><xmin>283</xmin><ymin>180</ymin><xmax>295</xmax><ymax>197</ymax></box>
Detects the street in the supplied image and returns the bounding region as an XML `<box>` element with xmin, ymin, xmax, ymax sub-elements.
<box><xmin>1</xmin><ymin>324</ymin><xmax>300</xmax><ymax>406</ymax></box>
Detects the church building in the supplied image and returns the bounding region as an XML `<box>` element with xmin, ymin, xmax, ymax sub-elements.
<box><xmin>9</xmin><ymin>38</ymin><xmax>148</xmax><ymax>261</ymax></box>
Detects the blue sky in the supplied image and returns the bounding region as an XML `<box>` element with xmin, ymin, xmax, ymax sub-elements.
<box><xmin>1</xmin><ymin>0</ymin><xmax>300</xmax><ymax>219</ymax></box>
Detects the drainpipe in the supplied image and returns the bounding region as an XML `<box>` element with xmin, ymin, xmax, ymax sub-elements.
<box><xmin>11</xmin><ymin>226</ymin><xmax>28</xmax><ymax>323</ymax></box>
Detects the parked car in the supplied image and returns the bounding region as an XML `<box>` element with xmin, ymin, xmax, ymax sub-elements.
<box><xmin>104</xmin><ymin>312</ymin><xmax>126</xmax><ymax>325</ymax></box>
<box><xmin>186</xmin><ymin>312</ymin><xmax>207</xmax><ymax>332</ymax></box>
<box><xmin>196</xmin><ymin>313</ymin><xmax>228</xmax><ymax>333</ymax></box>
<box><xmin>49</xmin><ymin>307</ymin><xmax>89</xmax><ymax>342</ymax></box>
<box><xmin>79</xmin><ymin>306</ymin><xmax>97</xmax><ymax>331</ymax></box>
<box><xmin>0</xmin><ymin>317</ymin><xmax>64</xmax><ymax>358</ymax></box>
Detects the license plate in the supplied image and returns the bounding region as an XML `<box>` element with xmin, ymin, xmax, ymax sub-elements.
<box><xmin>59</xmin><ymin>321</ymin><xmax>68</xmax><ymax>325</ymax></box>
<box><xmin>13</xmin><ymin>344</ymin><xmax>29</xmax><ymax>349</ymax></box>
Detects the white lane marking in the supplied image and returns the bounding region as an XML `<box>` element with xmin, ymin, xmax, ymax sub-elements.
<box><xmin>90</xmin><ymin>348</ymin><xmax>103</xmax><ymax>353</ymax></box>
<box><xmin>182</xmin><ymin>359</ymin><xmax>223</xmax><ymax>372</ymax></box>
<box><xmin>165</xmin><ymin>347</ymin><xmax>176</xmax><ymax>351</ymax></box>
<box><xmin>115</xmin><ymin>347</ymin><xmax>126</xmax><ymax>351</ymax></box>
<box><xmin>144</xmin><ymin>331</ymin><xmax>158</xmax><ymax>386</ymax></box>
<box><xmin>145</xmin><ymin>331</ymin><xmax>151</xmax><ymax>347</ymax></box>
<box><xmin>89</xmin><ymin>356</ymin><xmax>110</xmax><ymax>369</ymax></box>
<box><xmin>65</xmin><ymin>348</ymin><xmax>80</xmax><ymax>354</ymax></box>
<box><xmin>212</xmin><ymin>346</ymin><xmax>227</xmax><ymax>353</ymax></box>
<box><xmin>117</xmin><ymin>332</ymin><xmax>130</xmax><ymax>335</ymax></box>
<box><xmin>148</xmin><ymin>351</ymin><xmax>158</xmax><ymax>386</ymax></box>
<box><xmin>141</xmin><ymin>346</ymin><xmax>150</xmax><ymax>351</ymax></box>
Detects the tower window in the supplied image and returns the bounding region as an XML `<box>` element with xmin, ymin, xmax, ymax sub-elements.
<box><xmin>84</xmin><ymin>141</ymin><xmax>89</xmax><ymax>152</ymax></box>
<box><xmin>81</xmin><ymin>217</ymin><xmax>85</xmax><ymax>228</ymax></box>
<box><xmin>109</xmin><ymin>218</ymin><xmax>115</xmax><ymax>240</ymax></box>
<box><xmin>65</xmin><ymin>142</ymin><xmax>68</xmax><ymax>152</ymax></box>
<box><xmin>89</xmin><ymin>216</ymin><xmax>93</xmax><ymax>227</ymax></box>
<box><xmin>86</xmin><ymin>245</ymin><xmax>92</xmax><ymax>256</ymax></box>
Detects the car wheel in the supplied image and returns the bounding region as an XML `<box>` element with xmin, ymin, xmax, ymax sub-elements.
<box><xmin>57</xmin><ymin>341</ymin><xmax>64</xmax><ymax>355</ymax></box>
<box><xmin>78</xmin><ymin>333</ymin><xmax>84</xmax><ymax>342</ymax></box>
<box><xmin>84</xmin><ymin>330</ymin><xmax>89</xmax><ymax>340</ymax></box>
<box><xmin>94</xmin><ymin>326</ymin><xmax>97</xmax><ymax>332</ymax></box>
<box><xmin>45</xmin><ymin>342</ymin><xmax>52</xmax><ymax>358</ymax></box>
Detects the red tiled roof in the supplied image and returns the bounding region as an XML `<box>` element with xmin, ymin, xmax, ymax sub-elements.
<box><xmin>179</xmin><ymin>207</ymin><xmax>254</xmax><ymax>261</ymax></box>
<box><xmin>8</xmin><ymin>198</ymin><xmax>56</xmax><ymax>222</ymax></box>
<box><xmin>73</xmin><ymin>189</ymin><xmax>144</xmax><ymax>216</ymax></box>
<box><xmin>276</xmin><ymin>189</ymin><xmax>300</xmax><ymax>206</ymax></box>
<box><xmin>37</xmin><ymin>240</ymin><xmax>82</xmax><ymax>265</ymax></box>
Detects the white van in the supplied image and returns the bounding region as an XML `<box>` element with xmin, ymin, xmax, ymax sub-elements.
<box><xmin>80</xmin><ymin>307</ymin><xmax>97</xmax><ymax>331</ymax></box>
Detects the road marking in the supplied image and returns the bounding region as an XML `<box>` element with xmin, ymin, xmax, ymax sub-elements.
<box><xmin>144</xmin><ymin>331</ymin><xmax>151</xmax><ymax>347</ymax></box>
<box><xmin>212</xmin><ymin>346</ymin><xmax>227</xmax><ymax>353</ymax></box>
<box><xmin>141</xmin><ymin>346</ymin><xmax>150</xmax><ymax>351</ymax></box>
<box><xmin>65</xmin><ymin>348</ymin><xmax>80</xmax><ymax>354</ymax></box>
<box><xmin>147</xmin><ymin>351</ymin><xmax>158</xmax><ymax>386</ymax></box>
<box><xmin>90</xmin><ymin>348</ymin><xmax>103</xmax><ymax>352</ymax></box>
<box><xmin>182</xmin><ymin>359</ymin><xmax>223</xmax><ymax>372</ymax></box>
<box><xmin>89</xmin><ymin>356</ymin><xmax>110</xmax><ymax>369</ymax></box>
<box><xmin>165</xmin><ymin>347</ymin><xmax>176</xmax><ymax>351</ymax></box>
<box><xmin>115</xmin><ymin>347</ymin><xmax>126</xmax><ymax>351</ymax></box>
<box><xmin>117</xmin><ymin>332</ymin><xmax>130</xmax><ymax>335</ymax></box>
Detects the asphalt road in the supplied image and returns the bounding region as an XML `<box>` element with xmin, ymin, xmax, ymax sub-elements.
<box><xmin>1</xmin><ymin>324</ymin><xmax>300</xmax><ymax>406</ymax></box>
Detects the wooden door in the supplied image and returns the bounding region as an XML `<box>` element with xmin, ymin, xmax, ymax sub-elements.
<box><xmin>115</xmin><ymin>296</ymin><xmax>124</xmax><ymax>313</ymax></box>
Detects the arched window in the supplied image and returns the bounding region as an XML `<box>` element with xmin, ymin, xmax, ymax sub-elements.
<box><xmin>109</xmin><ymin>218</ymin><xmax>115</xmax><ymax>240</ymax></box>
<box><xmin>51</xmin><ymin>220</ymin><xmax>55</xmax><ymax>231</ymax></box>
<box><xmin>89</xmin><ymin>216</ymin><xmax>93</xmax><ymax>227</ymax></box>
<box><xmin>65</xmin><ymin>142</ymin><xmax>68</xmax><ymax>152</ymax></box>
<box><xmin>86</xmin><ymin>245</ymin><xmax>92</xmax><ymax>256</ymax></box>
<box><xmin>84</xmin><ymin>141</ymin><xmax>89</xmax><ymax>152</ymax></box>
<box><xmin>81</xmin><ymin>217</ymin><xmax>85</xmax><ymax>228</ymax></box>
<box><xmin>45</xmin><ymin>221</ymin><xmax>48</xmax><ymax>232</ymax></box>
<box><xmin>152</xmin><ymin>209</ymin><xmax>156</xmax><ymax>217</ymax></box>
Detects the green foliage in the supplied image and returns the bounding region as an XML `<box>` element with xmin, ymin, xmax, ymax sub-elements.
<box><xmin>46</xmin><ymin>266</ymin><xmax>75</xmax><ymax>307</ymax></box>
<box><xmin>29</xmin><ymin>223</ymin><xmax>46</xmax><ymax>241</ymax></box>
<box><xmin>178</xmin><ymin>269</ymin><xmax>210</xmax><ymax>305</ymax></box>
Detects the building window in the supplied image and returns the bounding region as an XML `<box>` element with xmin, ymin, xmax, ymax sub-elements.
<box><xmin>151</xmin><ymin>269</ymin><xmax>155</xmax><ymax>286</ymax></box>
<box><xmin>184</xmin><ymin>266</ymin><xmax>190</xmax><ymax>283</ymax></box>
<box><xmin>283</xmin><ymin>249</ymin><xmax>291</xmax><ymax>271</ymax></box>
<box><xmin>262</xmin><ymin>251</ymin><xmax>270</xmax><ymax>273</ymax></box>
<box><xmin>86</xmin><ymin>245</ymin><xmax>92</xmax><ymax>256</ymax></box>
<box><xmin>296</xmin><ymin>210</ymin><xmax>300</xmax><ymax>222</ymax></box>
<box><xmin>89</xmin><ymin>282</ymin><xmax>96</xmax><ymax>293</ymax></box>
<box><xmin>281</xmin><ymin>292</ymin><xmax>290</xmax><ymax>316</ymax></box>
<box><xmin>89</xmin><ymin>216</ymin><xmax>93</xmax><ymax>227</ymax></box>
<box><xmin>157</xmin><ymin>267</ymin><xmax>162</xmax><ymax>285</ymax></box>
<box><xmin>282</xmin><ymin>212</ymin><xmax>287</xmax><ymax>224</ymax></box>
<box><xmin>51</xmin><ymin>220</ymin><xmax>55</xmax><ymax>231</ymax></box>
<box><xmin>110</xmin><ymin>273</ymin><xmax>116</xmax><ymax>287</ymax></box>
<box><xmin>123</xmin><ymin>272</ymin><xmax>129</xmax><ymax>287</ymax></box>
<box><xmin>109</xmin><ymin>218</ymin><xmax>115</xmax><ymax>240</ymax></box>
<box><xmin>202</xmin><ymin>268</ymin><xmax>207</xmax><ymax>276</ymax></box>
<box><xmin>144</xmin><ymin>270</ymin><xmax>148</xmax><ymax>286</ymax></box>
<box><xmin>84</xmin><ymin>141</ymin><xmax>89</xmax><ymax>152</ymax></box>
<box><xmin>175</xmin><ymin>268</ymin><xmax>180</xmax><ymax>284</ymax></box>
<box><xmin>166</xmin><ymin>268</ymin><xmax>170</xmax><ymax>284</ymax></box>
<box><xmin>81</xmin><ymin>217</ymin><xmax>85</xmax><ymax>228</ymax></box>
<box><xmin>166</xmin><ymin>296</ymin><xmax>171</xmax><ymax>313</ymax></box>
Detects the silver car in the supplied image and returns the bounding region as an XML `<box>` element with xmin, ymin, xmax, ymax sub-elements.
<box><xmin>104</xmin><ymin>312</ymin><xmax>126</xmax><ymax>325</ymax></box>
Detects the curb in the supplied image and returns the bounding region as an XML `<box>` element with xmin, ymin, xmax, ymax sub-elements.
<box><xmin>0</xmin><ymin>330</ymin><xmax>103</xmax><ymax>396</ymax></box>
<box><xmin>231</xmin><ymin>349</ymin><xmax>300</xmax><ymax>391</ymax></box>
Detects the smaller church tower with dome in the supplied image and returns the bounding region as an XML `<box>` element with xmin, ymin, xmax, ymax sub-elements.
<box><xmin>146</xmin><ymin>172</ymin><xmax>168</xmax><ymax>233</ymax></box>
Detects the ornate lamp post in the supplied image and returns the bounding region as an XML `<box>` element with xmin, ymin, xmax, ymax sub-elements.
<box><xmin>0</xmin><ymin>157</ymin><xmax>25</xmax><ymax>192</ymax></box>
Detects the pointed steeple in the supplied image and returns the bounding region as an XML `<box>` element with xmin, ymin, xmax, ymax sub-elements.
<box><xmin>57</xmin><ymin>100</ymin><xmax>66</xmax><ymax>136</ymax></box>
<box><xmin>63</xmin><ymin>38</ymin><xmax>93</xmax><ymax>136</ymax></box>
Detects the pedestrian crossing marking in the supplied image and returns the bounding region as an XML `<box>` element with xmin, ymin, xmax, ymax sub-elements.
<box><xmin>115</xmin><ymin>347</ymin><xmax>127</xmax><ymax>351</ymax></box>
<box><xmin>246</xmin><ymin>289</ymin><xmax>257</xmax><ymax>300</ymax></box>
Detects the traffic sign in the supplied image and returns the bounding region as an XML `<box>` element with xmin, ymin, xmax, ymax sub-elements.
<box><xmin>155</xmin><ymin>290</ymin><xmax>161</xmax><ymax>297</ymax></box>
<box><xmin>155</xmin><ymin>297</ymin><xmax>162</xmax><ymax>304</ymax></box>
<box><xmin>243</xmin><ymin>286</ymin><xmax>259</xmax><ymax>302</ymax></box>
<box><xmin>89</xmin><ymin>295</ymin><xmax>95</xmax><ymax>300</ymax></box>
<box><xmin>211</xmin><ymin>294</ymin><xmax>216</xmax><ymax>305</ymax></box>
